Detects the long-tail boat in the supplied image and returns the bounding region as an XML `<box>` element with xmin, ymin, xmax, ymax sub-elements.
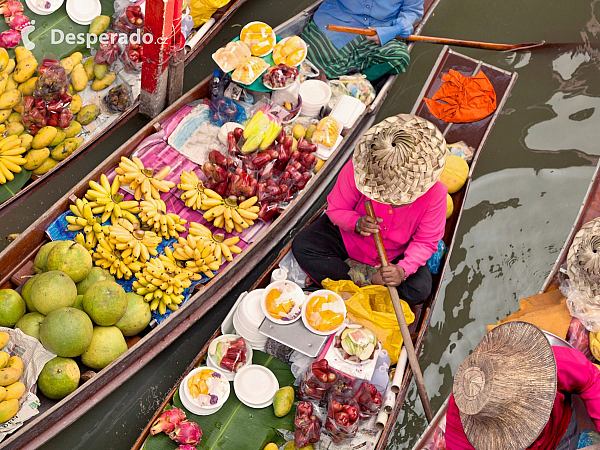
<box><xmin>0</xmin><ymin>0</ymin><xmax>249</xmax><ymax>217</ymax></box>
<box><xmin>412</xmin><ymin>160</ymin><xmax>600</xmax><ymax>450</ymax></box>
<box><xmin>0</xmin><ymin>1</ymin><xmax>447</xmax><ymax>447</ymax></box>
<box><xmin>132</xmin><ymin>46</ymin><xmax>517</xmax><ymax>450</ymax></box>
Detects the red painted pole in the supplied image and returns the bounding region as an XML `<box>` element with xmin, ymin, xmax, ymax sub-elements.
<box><xmin>167</xmin><ymin>0</ymin><xmax>185</xmax><ymax>106</ymax></box>
<box><xmin>141</xmin><ymin>0</ymin><xmax>176</xmax><ymax>117</ymax></box>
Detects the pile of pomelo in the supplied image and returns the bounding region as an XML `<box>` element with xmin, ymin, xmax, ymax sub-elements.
<box><xmin>0</xmin><ymin>240</ymin><xmax>151</xmax><ymax>400</ymax></box>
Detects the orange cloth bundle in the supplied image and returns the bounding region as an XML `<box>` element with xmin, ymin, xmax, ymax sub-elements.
<box><xmin>424</xmin><ymin>69</ymin><xmax>497</xmax><ymax>123</ymax></box>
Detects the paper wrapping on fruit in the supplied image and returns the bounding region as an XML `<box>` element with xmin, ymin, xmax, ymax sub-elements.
<box><xmin>231</xmin><ymin>57</ymin><xmax>270</xmax><ymax>86</ymax></box>
<box><xmin>273</xmin><ymin>36</ymin><xmax>307</xmax><ymax>67</ymax></box>
<box><xmin>0</xmin><ymin>328</ymin><xmax>55</xmax><ymax>443</ymax></box>
<box><xmin>214</xmin><ymin>41</ymin><xmax>252</xmax><ymax>73</ymax></box>
<box><xmin>321</xmin><ymin>280</ymin><xmax>415</xmax><ymax>365</ymax></box>
<box><xmin>190</xmin><ymin>0</ymin><xmax>230</xmax><ymax>27</ymax></box>
<box><xmin>312</xmin><ymin>117</ymin><xmax>341</xmax><ymax>148</ymax></box>
<box><xmin>240</xmin><ymin>22</ymin><xmax>276</xmax><ymax>57</ymax></box>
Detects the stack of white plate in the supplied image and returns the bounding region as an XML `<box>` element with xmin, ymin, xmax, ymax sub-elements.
<box><xmin>66</xmin><ymin>0</ymin><xmax>101</xmax><ymax>25</ymax></box>
<box><xmin>232</xmin><ymin>288</ymin><xmax>268</xmax><ymax>350</ymax></box>
<box><xmin>233</xmin><ymin>364</ymin><xmax>279</xmax><ymax>408</ymax></box>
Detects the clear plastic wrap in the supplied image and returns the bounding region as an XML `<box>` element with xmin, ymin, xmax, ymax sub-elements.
<box><xmin>298</xmin><ymin>359</ymin><xmax>338</xmax><ymax>401</ymax></box>
<box><xmin>213</xmin><ymin>40</ymin><xmax>251</xmax><ymax>73</ymax></box>
<box><xmin>566</xmin><ymin>317</ymin><xmax>592</xmax><ymax>360</ymax></box>
<box><xmin>208</xmin><ymin>96</ymin><xmax>248</xmax><ymax>127</ymax></box>
<box><xmin>121</xmin><ymin>41</ymin><xmax>143</xmax><ymax>73</ymax></box>
<box><xmin>94</xmin><ymin>31</ymin><xmax>122</xmax><ymax>65</ymax></box>
<box><xmin>231</xmin><ymin>56</ymin><xmax>270</xmax><ymax>85</ymax></box>
<box><xmin>562</xmin><ymin>278</ymin><xmax>600</xmax><ymax>332</ymax></box>
<box><xmin>240</xmin><ymin>22</ymin><xmax>275</xmax><ymax>57</ymax></box>
<box><xmin>113</xmin><ymin>4</ymin><xmax>144</xmax><ymax>35</ymax></box>
<box><xmin>34</xmin><ymin>57</ymin><xmax>69</xmax><ymax>101</ymax></box>
<box><xmin>262</xmin><ymin>64</ymin><xmax>299</xmax><ymax>90</ymax></box>
<box><xmin>448</xmin><ymin>140</ymin><xmax>474</xmax><ymax>163</ymax></box>
<box><xmin>272</xmin><ymin>36</ymin><xmax>307</xmax><ymax>66</ymax></box>
<box><xmin>311</xmin><ymin>117</ymin><xmax>341</xmax><ymax>148</ymax></box>
<box><xmin>103</xmin><ymin>80</ymin><xmax>134</xmax><ymax>114</ymax></box>
<box><xmin>278</xmin><ymin>251</ymin><xmax>307</xmax><ymax>288</ymax></box>
<box><xmin>353</xmin><ymin>381</ymin><xmax>382</xmax><ymax>420</ymax></box>
<box><xmin>329</xmin><ymin>74</ymin><xmax>376</xmax><ymax>108</ymax></box>
<box><xmin>324</xmin><ymin>391</ymin><xmax>360</xmax><ymax>443</ymax></box>
<box><xmin>294</xmin><ymin>401</ymin><xmax>322</xmax><ymax>448</ymax></box>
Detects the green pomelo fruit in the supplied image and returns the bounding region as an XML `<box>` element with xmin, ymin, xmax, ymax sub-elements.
<box><xmin>15</xmin><ymin>312</ymin><xmax>45</xmax><ymax>340</ymax></box>
<box><xmin>34</xmin><ymin>241</ymin><xmax>60</xmax><ymax>273</ymax></box>
<box><xmin>72</xmin><ymin>295</ymin><xmax>84</xmax><ymax>311</ymax></box>
<box><xmin>81</xmin><ymin>326</ymin><xmax>127</xmax><ymax>370</ymax></box>
<box><xmin>115</xmin><ymin>293</ymin><xmax>151</xmax><ymax>337</ymax></box>
<box><xmin>37</xmin><ymin>357</ymin><xmax>80</xmax><ymax>400</ymax></box>
<box><xmin>39</xmin><ymin>307</ymin><xmax>93</xmax><ymax>357</ymax></box>
<box><xmin>21</xmin><ymin>273</ymin><xmax>41</xmax><ymax>312</ymax></box>
<box><xmin>30</xmin><ymin>271</ymin><xmax>76</xmax><ymax>315</ymax></box>
<box><xmin>0</xmin><ymin>289</ymin><xmax>26</xmax><ymax>327</ymax></box>
<box><xmin>83</xmin><ymin>280</ymin><xmax>127</xmax><ymax>326</ymax></box>
<box><xmin>46</xmin><ymin>240</ymin><xmax>92</xmax><ymax>283</ymax></box>
<box><xmin>76</xmin><ymin>267</ymin><xmax>115</xmax><ymax>295</ymax></box>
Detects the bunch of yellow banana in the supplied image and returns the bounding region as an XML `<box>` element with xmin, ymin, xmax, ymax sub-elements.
<box><xmin>132</xmin><ymin>256</ymin><xmax>193</xmax><ymax>315</ymax></box>
<box><xmin>160</xmin><ymin>247</ymin><xmax>203</xmax><ymax>281</ymax></box>
<box><xmin>188</xmin><ymin>222</ymin><xmax>242</xmax><ymax>263</ymax></box>
<box><xmin>172</xmin><ymin>234</ymin><xmax>220</xmax><ymax>278</ymax></box>
<box><xmin>590</xmin><ymin>331</ymin><xmax>600</xmax><ymax>361</ymax></box>
<box><xmin>138</xmin><ymin>198</ymin><xmax>187</xmax><ymax>240</ymax></box>
<box><xmin>178</xmin><ymin>171</ymin><xmax>207</xmax><ymax>210</ymax></box>
<box><xmin>65</xmin><ymin>198</ymin><xmax>106</xmax><ymax>251</ymax></box>
<box><xmin>201</xmin><ymin>191</ymin><xmax>260</xmax><ymax>234</ymax></box>
<box><xmin>107</xmin><ymin>218</ymin><xmax>162</xmax><ymax>262</ymax></box>
<box><xmin>0</xmin><ymin>135</ymin><xmax>26</xmax><ymax>185</ymax></box>
<box><xmin>92</xmin><ymin>238</ymin><xmax>143</xmax><ymax>279</ymax></box>
<box><xmin>115</xmin><ymin>156</ymin><xmax>175</xmax><ymax>201</ymax></box>
<box><xmin>85</xmin><ymin>174</ymin><xmax>140</xmax><ymax>225</ymax></box>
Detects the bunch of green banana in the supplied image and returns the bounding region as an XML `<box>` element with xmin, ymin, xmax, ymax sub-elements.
<box><xmin>107</xmin><ymin>218</ymin><xmax>162</xmax><ymax>262</ymax></box>
<box><xmin>188</xmin><ymin>222</ymin><xmax>242</xmax><ymax>263</ymax></box>
<box><xmin>92</xmin><ymin>238</ymin><xmax>143</xmax><ymax>280</ymax></box>
<box><xmin>115</xmin><ymin>156</ymin><xmax>175</xmax><ymax>201</ymax></box>
<box><xmin>132</xmin><ymin>256</ymin><xmax>193</xmax><ymax>315</ymax></box>
<box><xmin>65</xmin><ymin>198</ymin><xmax>106</xmax><ymax>251</ymax></box>
<box><xmin>85</xmin><ymin>173</ymin><xmax>140</xmax><ymax>225</ymax></box>
<box><xmin>201</xmin><ymin>191</ymin><xmax>259</xmax><ymax>234</ymax></box>
<box><xmin>172</xmin><ymin>234</ymin><xmax>219</xmax><ymax>278</ymax></box>
<box><xmin>177</xmin><ymin>170</ymin><xmax>207</xmax><ymax>210</ymax></box>
<box><xmin>138</xmin><ymin>198</ymin><xmax>187</xmax><ymax>240</ymax></box>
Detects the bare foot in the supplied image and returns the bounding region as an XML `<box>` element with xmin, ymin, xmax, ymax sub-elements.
<box><xmin>371</xmin><ymin>270</ymin><xmax>383</xmax><ymax>285</ymax></box>
<box><xmin>305</xmin><ymin>277</ymin><xmax>314</xmax><ymax>287</ymax></box>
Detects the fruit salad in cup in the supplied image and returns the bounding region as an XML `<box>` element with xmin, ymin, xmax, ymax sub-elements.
<box><xmin>186</xmin><ymin>369</ymin><xmax>228</xmax><ymax>407</ymax></box>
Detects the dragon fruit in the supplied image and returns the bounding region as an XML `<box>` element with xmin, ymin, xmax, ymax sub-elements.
<box><xmin>169</xmin><ymin>421</ymin><xmax>202</xmax><ymax>446</ymax></box>
<box><xmin>177</xmin><ymin>446</ymin><xmax>197</xmax><ymax>450</ymax></box>
<box><xmin>7</xmin><ymin>13</ymin><xmax>30</xmax><ymax>31</ymax></box>
<box><xmin>0</xmin><ymin>29</ymin><xmax>20</xmax><ymax>48</ymax></box>
<box><xmin>149</xmin><ymin>408</ymin><xmax>187</xmax><ymax>435</ymax></box>
<box><xmin>0</xmin><ymin>1</ymin><xmax>23</xmax><ymax>18</ymax></box>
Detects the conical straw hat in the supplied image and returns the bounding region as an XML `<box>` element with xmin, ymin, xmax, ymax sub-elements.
<box><xmin>567</xmin><ymin>217</ymin><xmax>600</xmax><ymax>304</ymax></box>
<box><xmin>353</xmin><ymin>114</ymin><xmax>447</xmax><ymax>206</ymax></box>
<box><xmin>453</xmin><ymin>321</ymin><xmax>557</xmax><ymax>450</ymax></box>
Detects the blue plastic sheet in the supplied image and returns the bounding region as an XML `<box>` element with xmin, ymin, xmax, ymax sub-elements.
<box><xmin>427</xmin><ymin>239</ymin><xmax>447</xmax><ymax>275</ymax></box>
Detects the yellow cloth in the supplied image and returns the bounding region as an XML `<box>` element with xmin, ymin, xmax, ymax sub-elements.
<box><xmin>322</xmin><ymin>279</ymin><xmax>415</xmax><ymax>364</ymax></box>
<box><xmin>190</xmin><ymin>0</ymin><xmax>230</xmax><ymax>27</ymax></box>
<box><xmin>486</xmin><ymin>289</ymin><xmax>571</xmax><ymax>338</ymax></box>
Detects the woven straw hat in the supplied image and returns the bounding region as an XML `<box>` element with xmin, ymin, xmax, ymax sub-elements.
<box><xmin>453</xmin><ymin>321</ymin><xmax>557</xmax><ymax>450</ymax></box>
<box><xmin>567</xmin><ymin>217</ymin><xmax>600</xmax><ymax>304</ymax></box>
<box><xmin>353</xmin><ymin>114</ymin><xmax>447</xmax><ymax>206</ymax></box>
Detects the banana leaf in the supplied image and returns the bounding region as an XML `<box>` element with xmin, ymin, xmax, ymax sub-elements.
<box><xmin>0</xmin><ymin>168</ymin><xmax>31</xmax><ymax>203</ymax></box>
<box><xmin>143</xmin><ymin>352</ymin><xmax>297</xmax><ymax>450</ymax></box>
<box><xmin>1</xmin><ymin>1</ymin><xmax>115</xmax><ymax>60</ymax></box>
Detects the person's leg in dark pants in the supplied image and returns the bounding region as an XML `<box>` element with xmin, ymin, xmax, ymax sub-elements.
<box><xmin>394</xmin><ymin>264</ymin><xmax>432</xmax><ymax>305</ymax></box>
<box><xmin>292</xmin><ymin>214</ymin><xmax>351</xmax><ymax>286</ymax></box>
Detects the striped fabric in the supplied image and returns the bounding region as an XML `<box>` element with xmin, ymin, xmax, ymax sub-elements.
<box><xmin>301</xmin><ymin>21</ymin><xmax>410</xmax><ymax>81</ymax></box>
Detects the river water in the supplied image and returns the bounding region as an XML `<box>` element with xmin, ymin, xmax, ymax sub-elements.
<box><xmin>21</xmin><ymin>0</ymin><xmax>600</xmax><ymax>448</ymax></box>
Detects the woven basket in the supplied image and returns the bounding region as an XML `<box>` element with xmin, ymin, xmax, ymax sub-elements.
<box><xmin>353</xmin><ymin>114</ymin><xmax>447</xmax><ymax>206</ymax></box>
<box><xmin>453</xmin><ymin>321</ymin><xmax>557</xmax><ymax>450</ymax></box>
<box><xmin>567</xmin><ymin>217</ymin><xmax>600</xmax><ymax>305</ymax></box>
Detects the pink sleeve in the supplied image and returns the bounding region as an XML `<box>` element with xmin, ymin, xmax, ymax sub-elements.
<box><xmin>445</xmin><ymin>395</ymin><xmax>475</xmax><ymax>449</ymax></box>
<box><xmin>326</xmin><ymin>160</ymin><xmax>362</xmax><ymax>233</ymax></box>
<box><xmin>398</xmin><ymin>183</ymin><xmax>447</xmax><ymax>276</ymax></box>
<box><xmin>555</xmin><ymin>346</ymin><xmax>600</xmax><ymax>431</ymax></box>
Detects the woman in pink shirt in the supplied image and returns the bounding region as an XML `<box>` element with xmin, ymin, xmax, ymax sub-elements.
<box><xmin>446</xmin><ymin>321</ymin><xmax>600</xmax><ymax>450</ymax></box>
<box><xmin>292</xmin><ymin>114</ymin><xmax>448</xmax><ymax>304</ymax></box>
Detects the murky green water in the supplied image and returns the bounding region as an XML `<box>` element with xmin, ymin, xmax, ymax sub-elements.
<box><xmin>15</xmin><ymin>0</ymin><xmax>598</xmax><ymax>448</ymax></box>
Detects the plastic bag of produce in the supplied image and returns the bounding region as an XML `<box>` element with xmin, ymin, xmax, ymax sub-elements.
<box><xmin>294</xmin><ymin>401</ymin><xmax>322</xmax><ymax>448</ymax></box>
<box><xmin>352</xmin><ymin>381</ymin><xmax>382</xmax><ymax>420</ymax></box>
<box><xmin>94</xmin><ymin>31</ymin><xmax>122</xmax><ymax>65</ymax></box>
<box><xmin>298</xmin><ymin>359</ymin><xmax>338</xmax><ymax>401</ymax></box>
<box><xmin>34</xmin><ymin>56</ymin><xmax>69</xmax><ymax>102</ymax></box>
<box><xmin>113</xmin><ymin>3</ymin><xmax>144</xmax><ymax>35</ymax></box>
<box><xmin>324</xmin><ymin>390</ymin><xmax>359</xmax><ymax>444</ymax></box>
<box><xmin>562</xmin><ymin>278</ymin><xmax>600</xmax><ymax>332</ymax></box>
<box><xmin>566</xmin><ymin>317</ymin><xmax>592</xmax><ymax>360</ymax></box>
<box><xmin>329</xmin><ymin>74</ymin><xmax>376</xmax><ymax>109</ymax></box>
<box><xmin>208</xmin><ymin>96</ymin><xmax>248</xmax><ymax>127</ymax></box>
<box><xmin>190</xmin><ymin>0</ymin><xmax>230</xmax><ymax>28</ymax></box>
<box><xmin>102</xmin><ymin>75</ymin><xmax>134</xmax><ymax>114</ymax></box>
<box><xmin>427</xmin><ymin>239</ymin><xmax>447</xmax><ymax>275</ymax></box>
<box><xmin>321</xmin><ymin>279</ymin><xmax>415</xmax><ymax>365</ymax></box>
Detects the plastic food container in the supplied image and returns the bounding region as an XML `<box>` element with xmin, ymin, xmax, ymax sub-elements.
<box><xmin>240</xmin><ymin>21</ymin><xmax>276</xmax><ymax>57</ymax></box>
<box><xmin>329</xmin><ymin>95</ymin><xmax>367</xmax><ymax>129</ymax></box>
<box><xmin>272</xmin><ymin>36</ymin><xmax>308</xmax><ymax>67</ymax></box>
<box><xmin>207</xmin><ymin>334</ymin><xmax>253</xmax><ymax>381</ymax></box>
<box><xmin>179</xmin><ymin>367</ymin><xmax>230</xmax><ymax>415</ymax></box>
<box><xmin>66</xmin><ymin>0</ymin><xmax>101</xmax><ymax>25</ymax></box>
<box><xmin>299</xmin><ymin>80</ymin><xmax>331</xmax><ymax>118</ymax></box>
<box><xmin>232</xmin><ymin>57</ymin><xmax>270</xmax><ymax>86</ymax></box>
<box><xmin>302</xmin><ymin>289</ymin><xmax>347</xmax><ymax>336</ymax></box>
<box><xmin>262</xmin><ymin>280</ymin><xmax>305</xmax><ymax>324</ymax></box>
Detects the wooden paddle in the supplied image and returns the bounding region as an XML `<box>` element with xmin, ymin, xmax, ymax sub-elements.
<box><xmin>326</xmin><ymin>24</ymin><xmax>545</xmax><ymax>52</ymax></box>
<box><xmin>364</xmin><ymin>200</ymin><xmax>434</xmax><ymax>422</ymax></box>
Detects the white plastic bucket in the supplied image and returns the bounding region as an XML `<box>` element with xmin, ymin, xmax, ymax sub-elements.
<box><xmin>299</xmin><ymin>80</ymin><xmax>331</xmax><ymax>117</ymax></box>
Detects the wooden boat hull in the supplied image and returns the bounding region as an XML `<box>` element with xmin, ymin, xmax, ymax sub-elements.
<box><xmin>0</xmin><ymin>0</ymin><xmax>249</xmax><ymax>219</ymax></box>
<box><xmin>131</xmin><ymin>46</ymin><xmax>517</xmax><ymax>450</ymax></box>
<box><xmin>0</xmin><ymin>3</ymin><xmax>399</xmax><ymax>448</ymax></box>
